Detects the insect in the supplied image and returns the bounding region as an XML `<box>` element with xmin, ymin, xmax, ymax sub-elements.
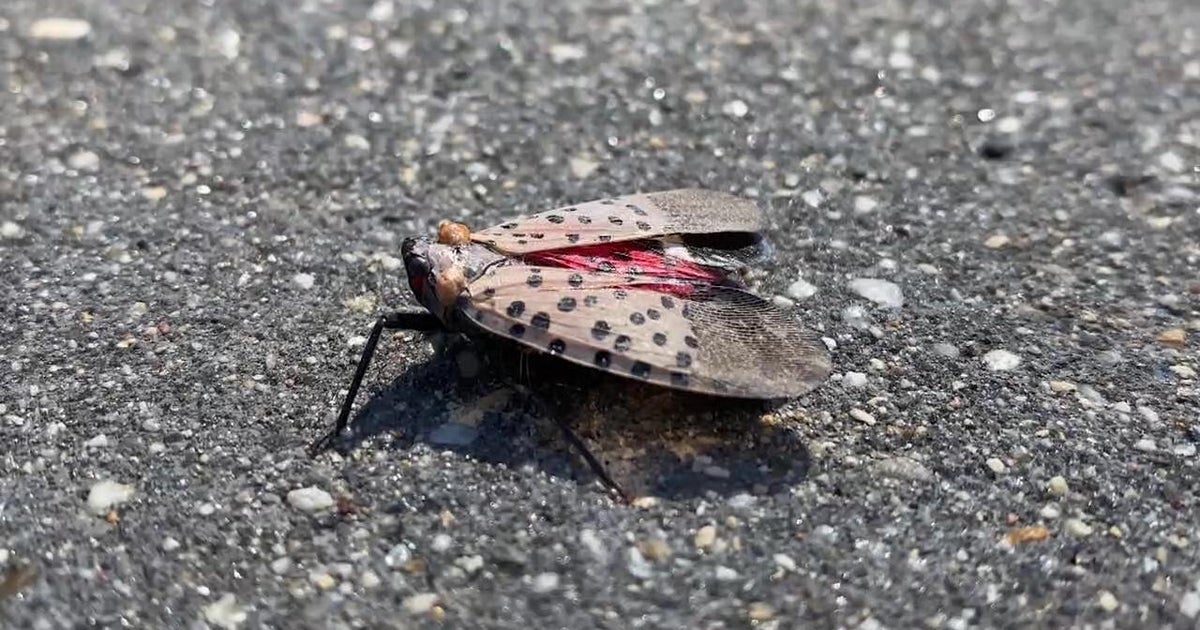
<box><xmin>308</xmin><ymin>189</ymin><xmax>832</xmax><ymax>499</ymax></box>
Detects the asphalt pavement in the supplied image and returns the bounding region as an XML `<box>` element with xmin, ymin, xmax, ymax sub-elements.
<box><xmin>2</xmin><ymin>0</ymin><xmax>1199</xmax><ymax>628</ymax></box>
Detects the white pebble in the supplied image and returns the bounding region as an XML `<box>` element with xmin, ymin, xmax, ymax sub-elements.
<box><xmin>29</xmin><ymin>17</ymin><xmax>92</xmax><ymax>41</ymax></box>
<box><xmin>849</xmin><ymin>408</ymin><xmax>877</xmax><ymax>425</ymax></box>
<box><xmin>360</xmin><ymin>570</ymin><xmax>381</xmax><ymax>589</ymax></box>
<box><xmin>848</xmin><ymin>278</ymin><xmax>904</xmax><ymax>308</ymax></box>
<box><xmin>548</xmin><ymin>42</ymin><xmax>586</xmax><ymax>64</ymax></box>
<box><xmin>773</xmin><ymin>553</ymin><xmax>797</xmax><ymax>572</ymax></box>
<box><xmin>68</xmin><ymin>150</ymin><xmax>100</xmax><ymax>172</ymax></box>
<box><xmin>1065</xmin><ymin>518</ymin><xmax>1094</xmax><ymax>538</ymax></box>
<box><xmin>569</xmin><ymin>155</ymin><xmax>599</xmax><ymax>179</ymax></box>
<box><xmin>1097</xmin><ymin>590</ymin><xmax>1119</xmax><ymax>612</ymax></box>
<box><xmin>985</xmin><ymin>457</ymin><xmax>1006</xmax><ymax>474</ymax></box>
<box><xmin>292</xmin><ymin>273</ymin><xmax>315</xmax><ymax>290</ymax></box>
<box><xmin>1159</xmin><ymin>151</ymin><xmax>1186</xmax><ymax>173</ymax></box>
<box><xmin>982</xmin><ymin>349</ymin><xmax>1021</xmax><ymax>371</ymax></box>
<box><xmin>456</xmin><ymin>555</ymin><xmax>484</xmax><ymax>574</ymax></box>
<box><xmin>579</xmin><ymin>529</ymin><xmax>608</xmax><ymax>562</ymax></box>
<box><xmin>801</xmin><ymin>189</ymin><xmax>824</xmax><ymax>208</ymax></box>
<box><xmin>270</xmin><ymin>557</ymin><xmax>292</xmax><ymax>574</ymax></box>
<box><xmin>286</xmin><ymin>486</ymin><xmax>334</xmax><ymax>512</ymax></box>
<box><xmin>344</xmin><ymin>134</ymin><xmax>371</xmax><ymax>151</ymax></box>
<box><xmin>714</xmin><ymin>566</ymin><xmax>740</xmax><ymax>581</ymax></box>
<box><xmin>786</xmin><ymin>278</ymin><xmax>818</xmax><ymax>300</ymax></box>
<box><xmin>853</xmin><ymin>196</ymin><xmax>879</xmax><ymax>214</ymax></box>
<box><xmin>1181</xmin><ymin>591</ymin><xmax>1200</xmax><ymax>618</ymax></box>
<box><xmin>1047</xmin><ymin>475</ymin><xmax>1069</xmax><ymax>496</ymax></box>
<box><xmin>403</xmin><ymin>593</ymin><xmax>440</xmax><ymax>614</ymax></box>
<box><xmin>431</xmin><ymin>533</ymin><xmax>453</xmax><ymax>552</ymax></box>
<box><xmin>888</xmin><ymin>50</ymin><xmax>914</xmax><ymax>70</ymax></box>
<box><xmin>161</xmin><ymin>537</ymin><xmax>181</xmax><ymax>552</ymax></box>
<box><xmin>84</xmin><ymin>434</ymin><xmax>109</xmax><ymax>449</ymax></box>
<box><xmin>772</xmin><ymin>295</ymin><xmax>795</xmax><ymax>308</ymax></box>
<box><xmin>722</xmin><ymin>99</ymin><xmax>749</xmax><ymax>118</ymax></box>
<box><xmin>531</xmin><ymin>572</ymin><xmax>560</xmax><ymax>593</ymax></box>
<box><xmin>202</xmin><ymin>594</ymin><xmax>247</xmax><ymax>630</ymax></box>
<box><xmin>1039</xmin><ymin>503</ymin><xmax>1061</xmax><ymax>519</ymax></box>
<box><xmin>1134</xmin><ymin>438</ymin><xmax>1156</xmax><ymax>452</ymax></box>
<box><xmin>1174</xmin><ymin>443</ymin><xmax>1197</xmax><ymax>457</ymax></box>
<box><xmin>0</xmin><ymin>221</ymin><xmax>24</xmax><ymax>239</ymax></box>
<box><xmin>843</xmin><ymin>372</ymin><xmax>868</xmax><ymax>388</ymax></box>
<box><xmin>87</xmin><ymin>480</ymin><xmax>135</xmax><ymax>515</ymax></box>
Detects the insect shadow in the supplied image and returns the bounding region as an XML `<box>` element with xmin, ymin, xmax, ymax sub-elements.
<box><xmin>338</xmin><ymin>331</ymin><xmax>812</xmax><ymax>501</ymax></box>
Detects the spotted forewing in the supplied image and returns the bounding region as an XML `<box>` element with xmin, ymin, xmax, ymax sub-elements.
<box><xmin>456</xmin><ymin>189</ymin><xmax>830</xmax><ymax>399</ymax></box>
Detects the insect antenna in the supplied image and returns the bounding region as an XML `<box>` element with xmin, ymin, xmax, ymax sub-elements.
<box><xmin>308</xmin><ymin>308</ymin><xmax>443</xmax><ymax>456</ymax></box>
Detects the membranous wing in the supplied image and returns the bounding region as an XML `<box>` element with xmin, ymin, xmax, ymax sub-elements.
<box><xmin>471</xmin><ymin>189</ymin><xmax>766</xmax><ymax>255</ymax></box>
<box><xmin>457</xmin><ymin>265</ymin><xmax>830</xmax><ymax>398</ymax></box>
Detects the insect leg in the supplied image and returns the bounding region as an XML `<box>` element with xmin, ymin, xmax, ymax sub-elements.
<box><xmin>551</xmin><ymin>415</ymin><xmax>632</xmax><ymax>503</ymax></box>
<box><xmin>307</xmin><ymin>309</ymin><xmax>442</xmax><ymax>456</ymax></box>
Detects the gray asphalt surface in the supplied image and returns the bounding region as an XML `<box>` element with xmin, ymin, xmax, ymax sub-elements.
<box><xmin>3</xmin><ymin>0</ymin><xmax>1199</xmax><ymax>628</ymax></box>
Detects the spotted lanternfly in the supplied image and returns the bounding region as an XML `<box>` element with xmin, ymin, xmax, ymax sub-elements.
<box><xmin>309</xmin><ymin>189</ymin><xmax>832</xmax><ymax>498</ymax></box>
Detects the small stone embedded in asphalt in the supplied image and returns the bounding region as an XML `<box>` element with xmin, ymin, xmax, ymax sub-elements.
<box><xmin>1047</xmin><ymin>476</ymin><xmax>1070</xmax><ymax>497</ymax></box>
<box><xmin>1065</xmin><ymin>518</ymin><xmax>1094</xmax><ymax>538</ymax></box>
<box><xmin>403</xmin><ymin>593</ymin><xmax>440</xmax><ymax>615</ymax></box>
<box><xmin>843</xmin><ymin>372</ymin><xmax>869</xmax><ymax>388</ymax></box>
<box><xmin>202</xmin><ymin>593</ymin><xmax>247</xmax><ymax>630</ymax></box>
<box><xmin>721</xmin><ymin>99</ymin><xmax>749</xmax><ymax>118</ymax></box>
<box><xmin>848</xmin><ymin>278</ymin><xmax>904</xmax><ymax>308</ymax></box>
<box><xmin>87</xmin><ymin>481</ymin><xmax>135</xmax><ymax>516</ymax></box>
<box><xmin>786</xmin><ymin>278</ymin><xmax>818</xmax><ymax>300</ymax></box>
<box><xmin>292</xmin><ymin>273</ymin><xmax>316</xmax><ymax>290</ymax></box>
<box><xmin>530</xmin><ymin>572</ymin><xmax>560</xmax><ymax>593</ymax></box>
<box><xmin>982</xmin><ymin>349</ymin><xmax>1022</xmax><ymax>371</ymax></box>
<box><xmin>694</xmin><ymin>525</ymin><xmax>717</xmax><ymax>550</ymax></box>
<box><xmin>850</xmin><ymin>408</ymin><xmax>877</xmax><ymax>425</ymax></box>
<box><xmin>286</xmin><ymin>487</ymin><xmax>334</xmax><ymax>513</ymax></box>
<box><xmin>29</xmin><ymin>17</ymin><xmax>93</xmax><ymax>40</ymax></box>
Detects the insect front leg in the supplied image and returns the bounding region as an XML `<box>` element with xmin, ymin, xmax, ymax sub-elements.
<box><xmin>307</xmin><ymin>308</ymin><xmax>444</xmax><ymax>457</ymax></box>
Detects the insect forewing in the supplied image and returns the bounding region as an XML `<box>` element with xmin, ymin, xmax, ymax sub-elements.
<box><xmin>460</xmin><ymin>265</ymin><xmax>830</xmax><ymax>398</ymax></box>
<box><xmin>472</xmin><ymin>189</ymin><xmax>765</xmax><ymax>255</ymax></box>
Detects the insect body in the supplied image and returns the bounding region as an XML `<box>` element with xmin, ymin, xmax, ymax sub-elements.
<box><xmin>309</xmin><ymin>189</ymin><xmax>832</xmax><ymax>496</ymax></box>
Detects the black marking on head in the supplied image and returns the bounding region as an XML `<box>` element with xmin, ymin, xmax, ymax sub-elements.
<box><xmin>636</xmin><ymin>221</ymin><xmax>651</xmax><ymax>231</ymax></box>
<box><xmin>557</xmin><ymin>296</ymin><xmax>576</xmax><ymax>312</ymax></box>
<box><xmin>598</xmin><ymin>235</ymin><xmax>612</xmax><ymax>242</ymax></box>
<box><xmin>629</xmin><ymin>266</ymin><xmax>642</xmax><ymax>275</ymax></box>
<box><xmin>511</xmin><ymin>233</ymin><xmax>526</xmax><ymax>238</ymax></box>
<box><xmin>526</xmin><ymin>274</ymin><xmax>543</xmax><ymax>288</ymax></box>
<box><xmin>670</xmin><ymin>371</ymin><xmax>689</xmax><ymax>387</ymax></box>
<box><xmin>629</xmin><ymin>312</ymin><xmax>645</xmax><ymax>325</ymax></box>
<box><xmin>597</xmin><ymin>261</ymin><xmax>616</xmax><ymax>273</ymax></box>
<box><xmin>627</xmin><ymin>204</ymin><xmax>648</xmax><ymax>216</ymax></box>
<box><xmin>681</xmin><ymin>303</ymin><xmax>693</xmax><ymax>318</ymax></box>
<box><xmin>594</xmin><ymin>350</ymin><xmax>611</xmax><ymax>368</ymax></box>
<box><xmin>612</xmin><ymin>250</ymin><xmax>632</xmax><ymax>261</ymax></box>
<box><xmin>660</xmin><ymin>295</ymin><xmax>675</xmax><ymax>309</ymax></box>
<box><xmin>548</xmin><ymin>339</ymin><xmax>566</xmax><ymax>354</ymax></box>
<box><xmin>517</xmin><ymin>239</ymin><xmax>528</xmax><ymax>245</ymax></box>
<box><xmin>676</xmin><ymin>352</ymin><xmax>693</xmax><ymax>368</ymax></box>
<box><xmin>601</xmin><ymin>199</ymin><xmax>615</xmax><ymax>204</ymax></box>
<box><xmin>591</xmin><ymin>320</ymin><xmax>611</xmax><ymax>340</ymax></box>
<box><xmin>568</xmin><ymin>273</ymin><xmax>584</xmax><ymax>287</ymax></box>
<box><xmin>482</xmin><ymin>287</ymin><xmax>496</xmax><ymax>298</ymax></box>
<box><xmin>530</xmin><ymin>233</ymin><xmax>545</xmax><ymax>239</ymax></box>
<box><xmin>684</xmin><ymin>335</ymin><xmax>699</xmax><ymax>349</ymax></box>
<box><xmin>646</xmin><ymin>308</ymin><xmax>661</xmax><ymax>320</ymax></box>
<box><xmin>631</xmin><ymin>361</ymin><xmax>652</xmax><ymax>379</ymax></box>
<box><xmin>583</xmin><ymin>294</ymin><xmax>599</xmax><ymax>307</ymax></box>
<box><xmin>564</xmin><ymin>206</ymin><xmax>577</xmax><ymax>212</ymax></box>
<box><xmin>652</xmin><ymin>332</ymin><xmax>667</xmax><ymax>346</ymax></box>
<box><xmin>608</xmin><ymin>216</ymin><xmax>624</xmax><ymax>226</ymax></box>
<box><xmin>578</xmin><ymin>216</ymin><xmax>592</xmax><ymax>224</ymax></box>
<box><xmin>567</xmin><ymin>233</ymin><xmax>581</xmax><ymax>243</ymax></box>
<box><xmin>546</xmin><ymin>215</ymin><xmax>564</xmax><ymax>224</ymax></box>
<box><xmin>509</xmin><ymin>323</ymin><xmax>526</xmax><ymax>337</ymax></box>
<box><xmin>613</xmin><ymin>289</ymin><xmax>628</xmax><ymax>300</ymax></box>
<box><xmin>501</xmin><ymin>223</ymin><xmax>518</xmax><ymax>229</ymax></box>
<box><xmin>507</xmin><ymin>301</ymin><xmax>526</xmax><ymax>317</ymax></box>
<box><xmin>614</xmin><ymin>335</ymin><xmax>632</xmax><ymax>352</ymax></box>
<box><xmin>531</xmin><ymin>312</ymin><xmax>551</xmax><ymax>329</ymax></box>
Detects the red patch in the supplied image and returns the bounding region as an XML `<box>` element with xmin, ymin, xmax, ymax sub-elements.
<box><xmin>523</xmin><ymin>241</ymin><xmax>727</xmax><ymax>286</ymax></box>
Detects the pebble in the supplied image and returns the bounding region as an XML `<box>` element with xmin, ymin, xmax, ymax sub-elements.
<box><xmin>270</xmin><ymin>557</ymin><xmax>292</xmax><ymax>574</ymax></box>
<box><xmin>84</xmin><ymin>434</ymin><xmax>109</xmax><ymax>449</ymax></box>
<box><xmin>1170</xmin><ymin>365</ymin><xmax>1197</xmax><ymax>379</ymax></box>
<box><xmin>786</xmin><ymin>278</ymin><xmax>818</xmax><ymax>300</ymax></box>
<box><xmin>1039</xmin><ymin>503</ymin><xmax>1061</xmax><ymax>519</ymax></box>
<box><xmin>87</xmin><ymin>480</ymin><xmax>135</xmax><ymax>516</ymax></box>
<box><xmin>626</xmin><ymin>547</ymin><xmax>653</xmax><ymax>579</ymax></box>
<box><xmin>0</xmin><ymin>221</ymin><xmax>24</xmax><ymax>239</ymax></box>
<box><xmin>403</xmin><ymin>593</ymin><xmax>440</xmax><ymax>614</ymax></box>
<box><xmin>310</xmin><ymin>571</ymin><xmax>336</xmax><ymax>590</ymax></box>
<box><xmin>295</xmin><ymin>111</ymin><xmax>323</xmax><ymax>128</ymax></box>
<box><xmin>203</xmin><ymin>594</ymin><xmax>247</xmax><ymax>630</ymax></box>
<box><xmin>29</xmin><ymin>17</ymin><xmax>92</xmax><ymax>41</ymax></box>
<box><xmin>874</xmin><ymin>456</ymin><xmax>933</xmax><ymax>481</ymax></box>
<box><xmin>1065</xmin><ymin>518</ymin><xmax>1094</xmax><ymax>538</ymax></box>
<box><xmin>286</xmin><ymin>487</ymin><xmax>334</xmax><ymax>512</ymax></box>
<box><xmin>344</xmin><ymin>134</ymin><xmax>371</xmax><ymax>151</ymax></box>
<box><xmin>1048</xmin><ymin>380</ymin><xmax>1076</xmax><ymax>393</ymax></box>
<box><xmin>1181</xmin><ymin>591</ymin><xmax>1200</xmax><ymax>618</ymax></box>
<box><xmin>431</xmin><ymin>533</ymin><xmax>453</xmax><ymax>552</ymax></box>
<box><xmin>721</xmin><ymin>99</ymin><xmax>749</xmax><ymax>118</ymax></box>
<box><xmin>853</xmin><ymin>195</ymin><xmax>879</xmax><ymax>214</ymax></box>
<box><xmin>1097</xmin><ymin>590</ymin><xmax>1119</xmax><ymax>612</ymax></box>
<box><xmin>579</xmin><ymin>529</ymin><xmax>608</xmax><ymax>562</ymax></box>
<box><xmin>843</xmin><ymin>372</ymin><xmax>868</xmax><ymax>388</ymax></box>
<box><xmin>1157</xmin><ymin>328</ymin><xmax>1186</xmax><ymax>347</ymax></box>
<box><xmin>984</xmin><ymin>234</ymin><xmax>1011</xmax><ymax>249</ymax></box>
<box><xmin>67</xmin><ymin>150</ymin><xmax>100</xmax><ymax>172</ymax></box>
<box><xmin>360</xmin><ymin>570</ymin><xmax>381</xmax><ymax>589</ymax></box>
<box><xmin>1159</xmin><ymin>151</ymin><xmax>1186</xmax><ymax>173</ymax></box>
<box><xmin>530</xmin><ymin>572</ymin><xmax>559</xmax><ymax>593</ymax></box>
<box><xmin>848</xmin><ymin>278</ymin><xmax>904</xmax><ymax>308</ymax></box>
<box><xmin>849</xmin><ymin>407</ymin><xmax>877</xmax><ymax>425</ymax></box>
<box><xmin>1134</xmin><ymin>438</ymin><xmax>1156</xmax><ymax>452</ymax></box>
<box><xmin>985</xmin><ymin>457</ymin><xmax>1007</xmax><ymax>474</ymax></box>
<box><xmin>772</xmin><ymin>295</ymin><xmax>795</xmax><ymax>308</ymax></box>
<box><xmin>773</xmin><ymin>553</ymin><xmax>797</xmax><ymax>572</ymax></box>
<box><xmin>1047</xmin><ymin>476</ymin><xmax>1069</xmax><ymax>497</ymax></box>
<box><xmin>1175</xmin><ymin>443</ymin><xmax>1197</xmax><ymax>457</ymax></box>
<box><xmin>569</xmin><ymin>155</ymin><xmax>599</xmax><ymax>179</ymax></box>
<box><xmin>916</xmin><ymin>263</ymin><xmax>940</xmax><ymax>275</ymax></box>
<box><xmin>982</xmin><ymin>349</ymin><xmax>1021</xmax><ymax>371</ymax></box>
<box><xmin>714</xmin><ymin>566</ymin><xmax>740</xmax><ymax>581</ymax></box>
<box><xmin>292</xmin><ymin>273</ymin><xmax>315</xmax><ymax>290</ymax></box>
<box><xmin>748</xmin><ymin>602</ymin><xmax>776</xmax><ymax>621</ymax></box>
<box><xmin>548</xmin><ymin>42</ymin><xmax>586</xmax><ymax>64</ymax></box>
<box><xmin>456</xmin><ymin>555</ymin><xmax>484</xmax><ymax>574</ymax></box>
<box><xmin>161</xmin><ymin>537</ymin><xmax>181</xmax><ymax>552</ymax></box>
<box><xmin>694</xmin><ymin>525</ymin><xmax>717</xmax><ymax>550</ymax></box>
<box><xmin>801</xmin><ymin>189</ymin><xmax>824</xmax><ymax>208</ymax></box>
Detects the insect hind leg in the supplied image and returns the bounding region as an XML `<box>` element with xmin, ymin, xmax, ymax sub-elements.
<box><xmin>307</xmin><ymin>308</ymin><xmax>443</xmax><ymax>457</ymax></box>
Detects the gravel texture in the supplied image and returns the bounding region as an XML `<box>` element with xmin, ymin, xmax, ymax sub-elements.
<box><xmin>2</xmin><ymin>0</ymin><xmax>1199</xmax><ymax>628</ymax></box>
